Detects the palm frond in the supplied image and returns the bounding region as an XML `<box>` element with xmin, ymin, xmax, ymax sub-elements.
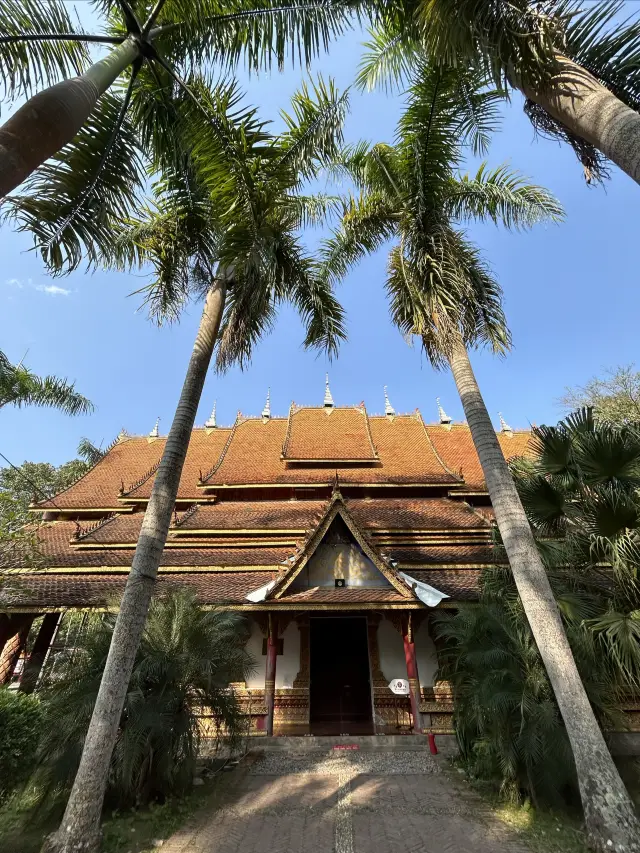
<box><xmin>0</xmin><ymin>0</ymin><xmax>89</xmax><ymax>102</ymax></box>
<box><xmin>278</xmin><ymin>74</ymin><xmax>349</xmax><ymax>178</ymax></box>
<box><xmin>154</xmin><ymin>0</ymin><xmax>354</xmax><ymax>73</ymax></box>
<box><xmin>316</xmin><ymin>191</ymin><xmax>397</xmax><ymax>288</ymax></box>
<box><xmin>0</xmin><ymin>355</ymin><xmax>93</xmax><ymax>415</ymax></box>
<box><xmin>444</xmin><ymin>163</ymin><xmax>564</xmax><ymax>230</ymax></box>
<box><xmin>355</xmin><ymin>18</ymin><xmax>422</xmax><ymax>94</ymax></box>
<box><xmin>3</xmin><ymin>89</ymin><xmax>145</xmax><ymax>274</ymax></box>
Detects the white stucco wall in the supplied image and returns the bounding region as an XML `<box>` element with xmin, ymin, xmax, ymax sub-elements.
<box><xmin>414</xmin><ymin>620</ymin><xmax>438</xmax><ymax>687</ymax></box>
<box><xmin>377</xmin><ymin>619</ymin><xmax>406</xmax><ymax>684</ymax></box>
<box><xmin>276</xmin><ymin>621</ymin><xmax>301</xmax><ymax>688</ymax></box>
<box><xmin>244</xmin><ymin>618</ymin><xmax>301</xmax><ymax>689</ymax></box>
<box><xmin>377</xmin><ymin>617</ymin><xmax>438</xmax><ymax>688</ymax></box>
<box><xmin>245</xmin><ymin>618</ymin><xmax>265</xmax><ymax>689</ymax></box>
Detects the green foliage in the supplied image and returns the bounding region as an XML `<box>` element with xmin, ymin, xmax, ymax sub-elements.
<box><xmin>0</xmin><ymin>0</ymin><xmax>89</xmax><ymax>101</ymax></box>
<box><xmin>0</xmin><ymin>688</ymin><xmax>42</xmax><ymax>804</ymax></box>
<box><xmin>360</xmin><ymin>0</ymin><xmax>640</xmax><ymax>182</ymax></box>
<box><xmin>110</xmin><ymin>73</ymin><xmax>348</xmax><ymax>369</ymax></box>
<box><xmin>33</xmin><ymin>591</ymin><xmax>253</xmax><ymax>812</ymax></box>
<box><xmin>2</xmin><ymin>0</ymin><xmax>355</xmax><ymax>272</ymax></box>
<box><xmin>319</xmin><ymin>59</ymin><xmax>560</xmax><ymax>368</ymax></box>
<box><xmin>438</xmin><ymin>409</ymin><xmax>640</xmax><ymax>803</ymax></box>
<box><xmin>561</xmin><ymin>365</ymin><xmax>640</xmax><ymax>425</ymax></box>
<box><xmin>0</xmin><ymin>350</ymin><xmax>92</xmax><ymax>416</ymax></box>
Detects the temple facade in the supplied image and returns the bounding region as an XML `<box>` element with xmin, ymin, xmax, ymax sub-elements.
<box><xmin>1</xmin><ymin>383</ymin><xmax>533</xmax><ymax>737</ymax></box>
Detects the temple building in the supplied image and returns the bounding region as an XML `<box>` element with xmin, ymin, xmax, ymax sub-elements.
<box><xmin>1</xmin><ymin>381</ymin><xmax>532</xmax><ymax>737</ymax></box>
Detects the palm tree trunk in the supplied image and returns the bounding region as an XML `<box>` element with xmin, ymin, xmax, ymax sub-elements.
<box><xmin>41</xmin><ymin>277</ymin><xmax>228</xmax><ymax>853</ymax></box>
<box><xmin>518</xmin><ymin>54</ymin><xmax>640</xmax><ymax>187</ymax></box>
<box><xmin>0</xmin><ymin>38</ymin><xmax>139</xmax><ymax>198</ymax></box>
<box><xmin>447</xmin><ymin>335</ymin><xmax>640</xmax><ymax>853</ymax></box>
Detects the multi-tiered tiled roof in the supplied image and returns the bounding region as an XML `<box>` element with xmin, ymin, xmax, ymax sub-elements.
<box><xmin>2</xmin><ymin>391</ymin><xmax>532</xmax><ymax>613</ymax></box>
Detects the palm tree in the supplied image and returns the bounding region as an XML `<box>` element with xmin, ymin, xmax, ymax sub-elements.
<box><xmin>360</xmin><ymin>0</ymin><xmax>640</xmax><ymax>186</ymax></box>
<box><xmin>0</xmin><ymin>0</ymin><xmax>352</xmax><ymax>198</ymax></box>
<box><xmin>438</xmin><ymin>408</ymin><xmax>640</xmax><ymax>806</ymax></box>
<box><xmin>0</xmin><ymin>349</ymin><xmax>92</xmax><ymax>414</ymax></box>
<box><xmin>34</xmin><ymin>590</ymin><xmax>253</xmax><ymax>812</ymax></box>
<box><xmin>515</xmin><ymin>408</ymin><xmax>640</xmax><ymax>691</ymax></box>
<box><xmin>318</xmin><ymin>62</ymin><xmax>640</xmax><ymax>851</ymax></box>
<box><xmin>41</xmin><ymin>79</ymin><xmax>347</xmax><ymax>853</ymax></box>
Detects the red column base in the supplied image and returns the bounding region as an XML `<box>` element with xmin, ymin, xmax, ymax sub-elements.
<box><xmin>428</xmin><ymin>733</ymin><xmax>438</xmax><ymax>754</ymax></box>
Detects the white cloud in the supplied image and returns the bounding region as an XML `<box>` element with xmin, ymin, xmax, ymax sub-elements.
<box><xmin>36</xmin><ymin>284</ymin><xmax>71</xmax><ymax>297</ymax></box>
<box><xmin>4</xmin><ymin>277</ymin><xmax>23</xmax><ymax>288</ymax></box>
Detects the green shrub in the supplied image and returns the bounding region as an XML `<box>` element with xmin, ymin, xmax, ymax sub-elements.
<box><xmin>0</xmin><ymin>687</ymin><xmax>42</xmax><ymax>803</ymax></box>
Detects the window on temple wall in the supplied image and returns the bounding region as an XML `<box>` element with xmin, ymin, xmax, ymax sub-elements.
<box><xmin>290</xmin><ymin>515</ymin><xmax>392</xmax><ymax>590</ymax></box>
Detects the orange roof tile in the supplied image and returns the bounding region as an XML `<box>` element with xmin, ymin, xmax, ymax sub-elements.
<box><xmin>347</xmin><ymin>498</ymin><xmax>489</xmax><ymax>530</ymax></box>
<box><xmin>389</xmin><ymin>544</ymin><xmax>495</xmax><ymax>565</ymax></box>
<box><xmin>123</xmin><ymin>428</ymin><xmax>231</xmax><ymax>500</ymax></box>
<box><xmin>3</xmin><ymin>521</ymin><xmax>294</xmax><ymax>569</ymax></box>
<box><xmin>177</xmin><ymin>500</ymin><xmax>327</xmax><ymax>531</ymax></box>
<box><xmin>282</xmin><ymin>406</ymin><xmax>378</xmax><ymax>460</ymax></box>
<box><xmin>425</xmin><ymin>424</ymin><xmax>533</xmax><ymax>491</ymax></box>
<box><xmin>36</xmin><ymin>436</ymin><xmax>165</xmax><ymax>509</ymax></box>
<box><xmin>204</xmin><ymin>414</ymin><xmax>458</xmax><ymax>486</ymax></box>
<box><xmin>406</xmin><ymin>569</ymin><xmax>481</xmax><ymax>600</ymax></box>
<box><xmin>1</xmin><ymin>571</ymin><xmax>278</xmax><ymax>609</ymax></box>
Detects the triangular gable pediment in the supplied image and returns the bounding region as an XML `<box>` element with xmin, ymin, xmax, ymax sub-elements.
<box><xmin>270</xmin><ymin>493</ymin><xmax>413</xmax><ymax>600</ymax></box>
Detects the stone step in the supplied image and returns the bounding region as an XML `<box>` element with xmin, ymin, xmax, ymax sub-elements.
<box><xmin>252</xmin><ymin>734</ymin><xmax>456</xmax><ymax>752</ymax></box>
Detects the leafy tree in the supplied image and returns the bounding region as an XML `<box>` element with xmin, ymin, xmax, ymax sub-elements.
<box><xmin>319</xmin><ymin>58</ymin><xmax>640</xmax><ymax>849</ymax></box>
<box><xmin>360</xmin><ymin>0</ymin><xmax>640</xmax><ymax>187</ymax></box>
<box><xmin>561</xmin><ymin>365</ymin><xmax>640</xmax><ymax>424</ymax></box>
<box><xmin>0</xmin><ymin>687</ymin><xmax>42</xmax><ymax>804</ymax></box>
<box><xmin>0</xmin><ymin>0</ymin><xmax>352</xmax><ymax>198</ymax></box>
<box><xmin>0</xmin><ymin>442</ymin><xmax>104</xmax><ymax>571</ymax></box>
<box><xmin>44</xmin><ymin>79</ymin><xmax>347</xmax><ymax>853</ymax></box>
<box><xmin>33</xmin><ymin>591</ymin><xmax>253</xmax><ymax>813</ymax></box>
<box><xmin>0</xmin><ymin>349</ymin><xmax>91</xmax><ymax>415</ymax></box>
<box><xmin>0</xmin><ymin>439</ymin><xmax>106</xmax><ymax>522</ymax></box>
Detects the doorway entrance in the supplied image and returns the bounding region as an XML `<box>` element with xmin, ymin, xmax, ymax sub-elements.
<box><xmin>309</xmin><ymin>616</ymin><xmax>373</xmax><ymax>735</ymax></box>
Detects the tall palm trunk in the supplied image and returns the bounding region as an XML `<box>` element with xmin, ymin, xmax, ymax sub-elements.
<box><xmin>518</xmin><ymin>55</ymin><xmax>640</xmax><ymax>187</ymax></box>
<box><xmin>0</xmin><ymin>38</ymin><xmax>139</xmax><ymax>198</ymax></box>
<box><xmin>42</xmin><ymin>277</ymin><xmax>228</xmax><ymax>853</ymax></box>
<box><xmin>447</xmin><ymin>335</ymin><xmax>640</xmax><ymax>853</ymax></box>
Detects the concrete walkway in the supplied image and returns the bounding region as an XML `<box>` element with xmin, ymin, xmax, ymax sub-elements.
<box><xmin>161</xmin><ymin>749</ymin><xmax>530</xmax><ymax>853</ymax></box>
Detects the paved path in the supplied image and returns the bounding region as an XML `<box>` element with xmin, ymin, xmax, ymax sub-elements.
<box><xmin>161</xmin><ymin>750</ymin><xmax>530</xmax><ymax>853</ymax></box>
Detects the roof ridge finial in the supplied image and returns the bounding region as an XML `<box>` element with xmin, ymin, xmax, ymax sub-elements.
<box><xmin>384</xmin><ymin>385</ymin><xmax>395</xmax><ymax>417</ymax></box>
<box><xmin>117</xmin><ymin>427</ymin><xmax>129</xmax><ymax>442</ymax></box>
<box><xmin>437</xmin><ymin>397</ymin><xmax>452</xmax><ymax>425</ymax></box>
<box><xmin>262</xmin><ymin>387</ymin><xmax>271</xmax><ymax>421</ymax></box>
<box><xmin>324</xmin><ymin>373</ymin><xmax>334</xmax><ymax>409</ymax></box>
<box><xmin>205</xmin><ymin>400</ymin><xmax>217</xmax><ymax>429</ymax></box>
<box><xmin>499</xmin><ymin>412</ymin><xmax>513</xmax><ymax>436</ymax></box>
<box><xmin>149</xmin><ymin>416</ymin><xmax>160</xmax><ymax>439</ymax></box>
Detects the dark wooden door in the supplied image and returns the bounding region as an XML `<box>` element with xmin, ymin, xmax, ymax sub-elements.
<box><xmin>310</xmin><ymin>617</ymin><xmax>373</xmax><ymax>735</ymax></box>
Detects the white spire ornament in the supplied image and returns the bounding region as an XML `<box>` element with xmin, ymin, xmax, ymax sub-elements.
<box><xmin>437</xmin><ymin>398</ymin><xmax>452</xmax><ymax>425</ymax></box>
<box><xmin>384</xmin><ymin>386</ymin><xmax>395</xmax><ymax>417</ymax></box>
<box><xmin>262</xmin><ymin>388</ymin><xmax>271</xmax><ymax>421</ymax></box>
<box><xmin>148</xmin><ymin>417</ymin><xmax>160</xmax><ymax>441</ymax></box>
<box><xmin>323</xmin><ymin>373</ymin><xmax>334</xmax><ymax>409</ymax></box>
<box><xmin>205</xmin><ymin>401</ymin><xmax>217</xmax><ymax>429</ymax></box>
<box><xmin>117</xmin><ymin>427</ymin><xmax>129</xmax><ymax>442</ymax></box>
<box><xmin>499</xmin><ymin>412</ymin><xmax>513</xmax><ymax>437</ymax></box>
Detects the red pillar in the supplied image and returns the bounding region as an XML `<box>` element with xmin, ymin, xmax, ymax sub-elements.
<box><xmin>403</xmin><ymin>614</ymin><xmax>422</xmax><ymax>734</ymax></box>
<box><xmin>0</xmin><ymin>614</ymin><xmax>11</xmax><ymax>657</ymax></box>
<box><xmin>20</xmin><ymin>613</ymin><xmax>62</xmax><ymax>694</ymax></box>
<box><xmin>0</xmin><ymin>615</ymin><xmax>34</xmax><ymax>685</ymax></box>
<box><xmin>265</xmin><ymin>615</ymin><xmax>278</xmax><ymax>737</ymax></box>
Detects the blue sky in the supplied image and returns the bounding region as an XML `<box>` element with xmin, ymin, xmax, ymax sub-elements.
<box><xmin>1</xmin><ymin>18</ymin><xmax>638</xmax><ymax>468</ymax></box>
